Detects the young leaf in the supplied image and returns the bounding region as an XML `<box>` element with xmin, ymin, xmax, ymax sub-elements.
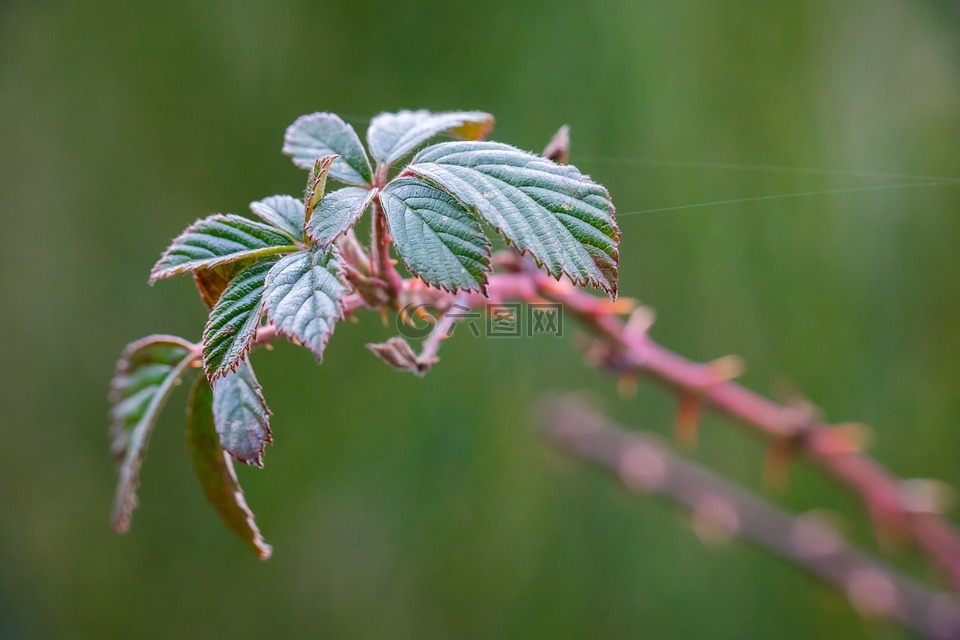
<box><xmin>303</xmin><ymin>155</ymin><xmax>339</xmax><ymax>227</ymax></box>
<box><xmin>249</xmin><ymin>195</ymin><xmax>306</xmax><ymax>240</ymax></box>
<box><xmin>110</xmin><ymin>335</ymin><xmax>197</xmax><ymax>532</ymax></box>
<box><xmin>305</xmin><ymin>187</ymin><xmax>376</xmax><ymax>250</ymax></box>
<box><xmin>186</xmin><ymin>375</ymin><xmax>272</xmax><ymax>559</ymax></box>
<box><xmin>366</xmin><ymin>110</ymin><xmax>494</xmax><ymax>168</ymax></box>
<box><xmin>406</xmin><ymin>141</ymin><xmax>620</xmax><ymax>296</ymax></box>
<box><xmin>379</xmin><ymin>177</ymin><xmax>491</xmax><ymax>292</ymax></box>
<box><xmin>202</xmin><ymin>259</ymin><xmax>276</xmax><ymax>380</ymax></box>
<box><xmin>366</xmin><ymin>337</ymin><xmax>430</xmax><ymax>376</ymax></box>
<box><xmin>263</xmin><ymin>248</ymin><xmax>347</xmax><ymax>360</ymax></box>
<box><xmin>212</xmin><ymin>359</ymin><xmax>272</xmax><ymax>467</ymax></box>
<box><xmin>282</xmin><ymin>113</ymin><xmax>372</xmax><ymax>186</ymax></box>
<box><xmin>150</xmin><ymin>214</ymin><xmax>296</xmax><ymax>283</ymax></box>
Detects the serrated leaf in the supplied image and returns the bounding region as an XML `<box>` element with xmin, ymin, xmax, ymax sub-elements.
<box><xmin>407</xmin><ymin>141</ymin><xmax>619</xmax><ymax>296</ymax></box>
<box><xmin>202</xmin><ymin>259</ymin><xmax>276</xmax><ymax>380</ymax></box>
<box><xmin>249</xmin><ymin>195</ymin><xmax>305</xmax><ymax>240</ymax></box>
<box><xmin>150</xmin><ymin>214</ymin><xmax>295</xmax><ymax>283</ymax></box>
<box><xmin>282</xmin><ymin>113</ymin><xmax>372</xmax><ymax>186</ymax></box>
<box><xmin>366</xmin><ymin>110</ymin><xmax>494</xmax><ymax>167</ymax></box>
<box><xmin>263</xmin><ymin>249</ymin><xmax>347</xmax><ymax>360</ymax></box>
<box><xmin>186</xmin><ymin>375</ymin><xmax>272</xmax><ymax>559</ymax></box>
<box><xmin>110</xmin><ymin>335</ymin><xmax>196</xmax><ymax>532</ymax></box>
<box><xmin>379</xmin><ymin>177</ymin><xmax>490</xmax><ymax>292</ymax></box>
<box><xmin>212</xmin><ymin>359</ymin><xmax>271</xmax><ymax>467</ymax></box>
<box><xmin>305</xmin><ymin>186</ymin><xmax>376</xmax><ymax>250</ymax></box>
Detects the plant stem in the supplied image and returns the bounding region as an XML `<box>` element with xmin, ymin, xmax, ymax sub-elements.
<box><xmin>540</xmin><ymin>396</ymin><xmax>960</xmax><ymax>640</ymax></box>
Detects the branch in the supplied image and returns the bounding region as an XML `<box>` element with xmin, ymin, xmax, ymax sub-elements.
<box><xmin>459</xmin><ymin>267</ymin><xmax>960</xmax><ymax>591</ymax></box>
<box><xmin>539</xmin><ymin>396</ymin><xmax>960</xmax><ymax>640</ymax></box>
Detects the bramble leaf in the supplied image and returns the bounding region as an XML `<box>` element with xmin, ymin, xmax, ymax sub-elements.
<box><xmin>366</xmin><ymin>110</ymin><xmax>494</xmax><ymax>168</ymax></box>
<box><xmin>263</xmin><ymin>248</ymin><xmax>348</xmax><ymax>361</ymax></box>
<box><xmin>283</xmin><ymin>113</ymin><xmax>372</xmax><ymax>186</ymax></box>
<box><xmin>150</xmin><ymin>214</ymin><xmax>296</xmax><ymax>283</ymax></box>
<box><xmin>187</xmin><ymin>375</ymin><xmax>272</xmax><ymax>559</ymax></box>
<box><xmin>406</xmin><ymin>141</ymin><xmax>619</xmax><ymax>296</ymax></box>
<box><xmin>249</xmin><ymin>195</ymin><xmax>305</xmax><ymax>241</ymax></box>
<box><xmin>212</xmin><ymin>359</ymin><xmax>272</xmax><ymax>467</ymax></box>
<box><xmin>305</xmin><ymin>187</ymin><xmax>376</xmax><ymax>250</ymax></box>
<box><xmin>379</xmin><ymin>177</ymin><xmax>490</xmax><ymax>292</ymax></box>
<box><xmin>202</xmin><ymin>259</ymin><xmax>276</xmax><ymax>380</ymax></box>
<box><xmin>110</xmin><ymin>335</ymin><xmax>196</xmax><ymax>532</ymax></box>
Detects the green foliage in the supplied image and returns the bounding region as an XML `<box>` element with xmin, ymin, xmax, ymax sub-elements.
<box><xmin>111</xmin><ymin>109</ymin><xmax>620</xmax><ymax>556</ymax></box>
<box><xmin>149</xmin><ymin>214</ymin><xmax>297</xmax><ymax>283</ymax></box>
<box><xmin>366</xmin><ymin>109</ymin><xmax>494</xmax><ymax>168</ymax></box>
<box><xmin>380</xmin><ymin>177</ymin><xmax>491</xmax><ymax>292</ymax></box>
<box><xmin>109</xmin><ymin>336</ymin><xmax>196</xmax><ymax>532</ymax></box>
<box><xmin>186</xmin><ymin>376</ymin><xmax>272</xmax><ymax>559</ymax></box>
<box><xmin>283</xmin><ymin>113</ymin><xmax>373</xmax><ymax>186</ymax></box>
<box><xmin>306</xmin><ymin>186</ymin><xmax>376</xmax><ymax>250</ymax></box>
<box><xmin>263</xmin><ymin>248</ymin><xmax>348</xmax><ymax>360</ymax></box>
<box><xmin>202</xmin><ymin>259</ymin><xmax>277</xmax><ymax>380</ymax></box>
<box><xmin>407</xmin><ymin>141</ymin><xmax>619</xmax><ymax>295</ymax></box>
<box><xmin>212</xmin><ymin>360</ymin><xmax>272</xmax><ymax>467</ymax></box>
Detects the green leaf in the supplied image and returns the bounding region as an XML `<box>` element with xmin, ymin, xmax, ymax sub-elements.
<box><xmin>150</xmin><ymin>214</ymin><xmax>295</xmax><ymax>283</ymax></box>
<box><xmin>110</xmin><ymin>335</ymin><xmax>196</xmax><ymax>532</ymax></box>
<box><xmin>212</xmin><ymin>359</ymin><xmax>272</xmax><ymax>467</ymax></box>
<box><xmin>186</xmin><ymin>375</ymin><xmax>272</xmax><ymax>559</ymax></box>
<box><xmin>249</xmin><ymin>195</ymin><xmax>305</xmax><ymax>240</ymax></box>
<box><xmin>305</xmin><ymin>186</ymin><xmax>376</xmax><ymax>250</ymax></box>
<box><xmin>366</xmin><ymin>110</ymin><xmax>494</xmax><ymax>168</ymax></box>
<box><xmin>379</xmin><ymin>177</ymin><xmax>490</xmax><ymax>292</ymax></box>
<box><xmin>202</xmin><ymin>259</ymin><xmax>276</xmax><ymax>380</ymax></box>
<box><xmin>283</xmin><ymin>113</ymin><xmax>373</xmax><ymax>186</ymax></box>
<box><xmin>263</xmin><ymin>248</ymin><xmax>347</xmax><ymax>360</ymax></box>
<box><xmin>407</xmin><ymin>141</ymin><xmax>620</xmax><ymax>296</ymax></box>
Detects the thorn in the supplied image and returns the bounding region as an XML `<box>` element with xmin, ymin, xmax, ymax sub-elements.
<box><xmin>625</xmin><ymin>305</ymin><xmax>656</xmax><ymax>336</ymax></box>
<box><xmin>815</xmin><ymin>422</ymin><xmax>874</xmax><ymax>455</ymax></box>
<box><xmin>617</xmin><ymin>373</ymin><xmax>638</xmax><ymax>397</ymax></box>
<box><xmin>763</xmin><ymin>438</ymin><xmax>800</xmax><ymax>492</ymax></box>
<box><xmin>597</xmin><ymin>297</ymin><xmax>638</xmax><ymax>316</ymax></box>
<box><xmin>706</xmin><ymin>355</ymin><xmax>745</xmax><ymax>385</ymax></box>
<box><xmin>380</xmin><ymin>308</ymin><xmax>389</xmax><ymax>327</ymax></box>
<box><xmin>900</xmin><ymin>478</ymin><xmax>955</xmax><ymax>515</ymax></box>
<box><xmin>675</xmin><ymin>393</ymin><xmax>701</xmax><ymax>449</ymax></box>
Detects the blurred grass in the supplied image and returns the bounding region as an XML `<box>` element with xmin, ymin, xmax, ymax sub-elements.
<box><xmin>1</xmin><ymin>0</ymin><xmax>959</xmax><ymax>638</ymax></box>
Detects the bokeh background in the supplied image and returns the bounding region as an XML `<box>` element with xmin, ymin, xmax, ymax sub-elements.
<box><xmin>2</xmin><ymin>1</ymin><xmax>960</xmax><ymax>638</ymax></box>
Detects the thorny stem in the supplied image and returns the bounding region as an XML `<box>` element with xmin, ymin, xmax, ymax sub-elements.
<box><xmin>369</xmin><ymin>193</ymin><xmax>403</xmax><ymax>301</ymax></box>
<box><xmin>239</xmin><ymin>253</ymin><xmax>960</xmax><ymax>595</ymax></box>
<box><xmin>541</xmin><ymin>397</ymin><xmax>960</xmax><ymax>640</ymax></box>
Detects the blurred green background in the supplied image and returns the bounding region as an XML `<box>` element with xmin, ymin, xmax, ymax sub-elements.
<box><xmin>2</xmin><ymin>1</ymin><xmax>960</xmax><ymax>638</ymax></box>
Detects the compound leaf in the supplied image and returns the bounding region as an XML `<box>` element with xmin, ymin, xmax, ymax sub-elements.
<box><xmin>305</xmin><ymin>186</ymin><xmax>376</xmax><ymax>250</ymax></box>
<box><xmin>366</xmin><ymin>110</ymin><xmax>494</xmax><ymax>168</ymax></box>
<box><xmin>249</xmin><ymin>195</ymin><xmax>305</xmax><ymax>240</ymax></box>
<box><xmin>186</xmin><ymin>375</ymin><xmax>272</xmax><ymax>559</ymax></box>
<box><xmin>202</xmin><ymin>259</ymin><xmax>276</xmax><ymax>380</ymax></box>
<box><xmin>283</xmin><ymin>113</ymin><xmax>372</xmax><ymax>186</ymax></box>
<box><xmin>407</xmin><ymin>141</ymin><xmax>619</xmax><ymax>296</ymax></box>
<box><xmin>379</xmin><ymin>177</ymin><xmax>490</xmax><ymax>292</ymax></box>
<box><xmin>263</xmin><ymin>248</ymin><xmax>347</xmax><ymax>361</ymax></box>
<box><xmin>212</xmin><ymin>359</ymin><xmax>272</xmax><ymax>467</ymax></box>
<box><xmin>150</xmin><ymin>214</ymin><xmax>295</xmax><ymax>283</ymax></box>
<box><xmin>110</xmin><ymin>335</ymin><xmax>196</xmax><ymax>532</ymax></box>
<box><xmin>193</xmin><ymin>258</ymin><xmax>259</xmax><ymax>310</ymax></box>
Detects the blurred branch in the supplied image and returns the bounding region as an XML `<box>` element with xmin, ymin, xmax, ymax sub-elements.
<box><xmin>539</xmin><ymin>396</ymin><xmax>960</xmax><ymax>640</ymax></box>
<box><xmin>457</xmin><ymin>265</ymin><xmax>960</xmax><ymax>592</ymax></box>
